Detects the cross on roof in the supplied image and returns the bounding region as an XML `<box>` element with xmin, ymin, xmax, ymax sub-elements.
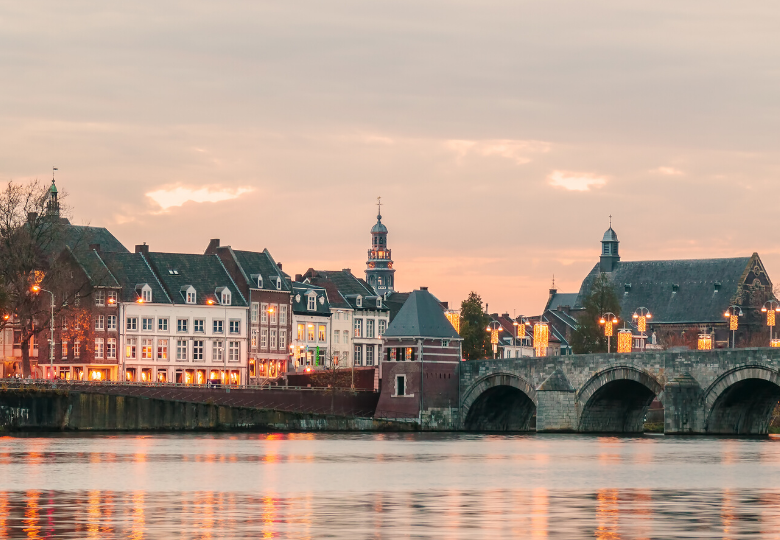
<box><xmin>609</xmin><ymin>214</ymin><xmax>612</xmax><ymax>227</ymax></box>
<box><xmin>377</xmin><ymin>196</ymin><xmax>382</xmax><ymax>218</ymax></box>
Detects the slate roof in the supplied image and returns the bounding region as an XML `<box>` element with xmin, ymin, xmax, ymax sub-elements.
<box><xmin>545</xmin><ymin>309</ymin><xmax>579</xmax><ymax>330</ymax></box>
<box><xmin>302</xmin><ymin>269</ymin><xmax>387</xmax><ymax>312</ymax></box>
<box><xmin>575</xmin><ymin>256</ymin><xmax>758</xmax><ymax>324</ymax></box>
<box><xmin>383</xmin><ymin>288</ymin><xmax>460</xmax><ymax>339</ymax></box>
<box><xmin>232</xmin><ymin>249</ymin><xmax>291</xmax><ymax>292</ymax></box>
<box><xmin>99</xmin><ymin>252</ymin><xmax>171</xmax><ymax>303</ymax></box>
<box><xmin>58</xmin><ymin>224</ymin><xmax>128</xmax><ymax>255</ymax></box>
<box><xmin>602</xmin><ymin>227</ymin><xmax>619</xmax><ymax>242</ymax></box>
<box><xmin>385</xmin><ymin>292</ymin><xmax>411</xmax><ymax>322</ymax></box>
<box><xmin>145</xmin><ymin>252</ymin><xmax>247</xmax><ymax>306</ymax></box>
<box><xmin>547</xmin><ymin>292</ymin><xmax>578</xmax><ymax>311</ymax></box>
<box><xmin>291</xmin><ymin>283</ymin><xmax>331</xmax><ymax>316</ymax></box>
<box><xmin>66</xmin><ymin>247</ymin><xmax>121</xmax><ymax>288</ymax></box>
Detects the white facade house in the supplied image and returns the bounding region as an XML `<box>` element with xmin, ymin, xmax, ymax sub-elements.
<box><xmin>290</xmin><ymin>283</ymin><xmax>332</xmax><ymax>371</ymax></box>
<box><xmin>329</xmin><ymin>308</ymin><xmax>353</xmax><ymax>368</ymax></box>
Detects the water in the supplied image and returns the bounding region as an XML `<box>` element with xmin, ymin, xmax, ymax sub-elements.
<box><xmin>1</xmin><ymin>433</ymin><xmax>780</xmax><ymax>538</ymax></box>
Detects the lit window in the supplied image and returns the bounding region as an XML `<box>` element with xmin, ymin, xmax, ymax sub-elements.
<box><xmin>270</xmin><ymin>305</ymin><xmax>278</xmax><ymax>324</ymax></box>
<box><xmin>107</xmin><ymin>291</ymin><xmax>118</xmax><ymax>304</ymax></box>
<box><xmin>307</xmin><ymin>325</ymin><xmax>315</xmax><ymax>341</ymax></box>
<box><xmin>297</xmin><ymin>324</ymin><xmax>304</xmax><ymax>341</ymax></box>
<box><xmin>251</xmin><ymin>329</ymin><xmax>258</xmax><ymax>348</ymax></box>
<box><xmin>157</xmin><ymin>339</ymin><xmax>168</xmax><ymax>360</ymax></box>
<box><xmin>354</xmin><ymin>319</ymin><xmax>362</xmax><ymax>338</ymax></box>
<box><xmin>318</xmin><ymin>325</ymin><xmax>326</xmax><ymax>342</ymax></box>
<box><xmin>126</xmin><ymin>338</ymin><xmax>137</xmax><ymax>359</ymax></box>
<box><xmin>142</xmin><ymin>339</ymin><xmax>153</xmax><ymax>360</ymax></box>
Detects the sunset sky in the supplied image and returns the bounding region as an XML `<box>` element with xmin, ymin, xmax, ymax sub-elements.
<box><xmin>2</xmin><ymin>1</ymin><xmax>779</xmax><ymax>315</ymax></box>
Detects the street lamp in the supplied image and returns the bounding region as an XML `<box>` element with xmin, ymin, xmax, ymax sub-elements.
<box><xmin>761</xmin><ymin>300</ymin><xmax>780</xmax><ymax>346</ymax></box>
<box><xmin>31</xmin><ymin>285</ymin><xmax>55</xmax><ymax>379</ymax></box>
<box><xmin>723</xmin><ymin>305</ymin><xmax>743</xmax><ymax>349</ymax></box>
<box><xmin>533</xmin><ymin>320</ymin><xmax>549</xmax><ymax>357</ymax></box>
<box><xmin>599</xmin><ymin>312</ymin><xmax>619</xmax><ymax>353</ymax></box>
<box><xmin>632</xmin><ymin>307</ymin><xmax>652</xmax><ymax>352</ymax></box>
<box><xmin>486</xmin><ymin>321</ymin><xmax>501</xmax><ymax>359</ymax></box>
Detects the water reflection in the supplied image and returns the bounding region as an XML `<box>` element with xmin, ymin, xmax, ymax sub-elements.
<box><xmin>0</xmin><ymin>433</ymin><xmax>778</xmax><ymax>538</ymax></box>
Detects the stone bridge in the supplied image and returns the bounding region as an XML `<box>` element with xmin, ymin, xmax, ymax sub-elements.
<box><xmin>459</xmin><ymin>348</ymin><xmax>780</xmax><ymax>435</ymax></box>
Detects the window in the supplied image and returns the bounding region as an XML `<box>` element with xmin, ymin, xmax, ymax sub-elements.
<box><xmin>228</xmin><ymin>341</ymin><xmax>240</xmax><ymax>362</ymax></box>
<box><xmin>318</xmin><ymin>325</ymin><xmax>326</xmax><ymax>342</ymax></box>
<box><xmin>62</xmin><ymin>318</ymin><xmax>67</xmax><ymax>330</ymax></box>
<box><xmin>142</xmin><ymin>317</ymin><xmax>154</xmax><ymax>331</ymax></box>
<box><xmin>157</xmin><ymin>318</ymin><xmax>168</xmax><ymax>332</ymax></box>
<box><xmin>354</xmin><ymin>345</ymin><xmax>362</xmax><ymax>366</ymax></box>
<box><xmin>261</xmin><ymin>329</ymin><xmax>268</xmax><ymax>348</ymax></box>
<box><xmin>213</xmin><ymin>320</ymin><xmax>223</xmax><ymax>334</ymax></box>
<box><xmin>95</xmin><ymin>338</ymin><xmax>104</xmax><ymax>359</ymax></box>
<box><xmin>251</xmin><ymin>302</ymin><xmax>259</xmax><ymax>323</ymax></box>
<box><xmin>334</xmin><ymin>331</ymin><xmax>340</xmax><ymax>344</ymax></box>
<box><xmin>307</xmin><ymin>324</ymin><xmax>315</xmax><ymax>342</ymax></box>
<box><xmin>405</xmin><ymin>347</ymin><xmax>414</xmax><ymax>361</ymax></box>
<box><xmin>157</xmin><ymin>339</ymin><xmax>168</xmax><ymax>360</ymax></box>
<box><xmin>212</xmin><ymin>341</ymin><xmax>224</xmax><ymax>361</ymax></box>
<box><xmin>95</xmin><ymin>315</ymin><xmax>105</xmax><ymax>331</ymax></box>
<box><xmin>221</xmin><ymin>291</ymin><xmax>231</xmax><ymax>305</ymax></box>
<box><xmin>193</xmin><ymin>340</ymin><xmax>204</xmax><ymax>361</ymax></box>
<box><xmin>127</xmin><ymin>317</ymin><xmax>138</xmax><ymax>331</ymax></box>
<box><xmin>177</xmin><ymin>319</ymin><xmax>188</xmax><ymax>333</ymax></box>
<box><xmin>307</xmin><ymin>295</ymin><xmax>316</xmax><ymax>311</ymax></box>
<box><xmin>354</xmin><ymin>319</ymin><xmax>362</xmax><ymax>338</ymax></box>
<box><xmin>176</xmin><ymin>340</ymin><xmax>187</xmax><ymax>361</ymax></box>
<box><xmin>62</xmin><ymin>341</ymin><xmax>68</xmax><ymax>358</ymax></box>
<box><xmin>356</xmin><ymin>296</ymin><xmax>362</xmax><ymax>308</ymax></box>
<box><xmin>142</xmin><ymin>339</ymin><xmax>153</xmax><ymax>360</ymax></box>
<box><xmin>390</xmin><ymin>348</ymin><xmax>397</xmax><ymax>361</ymax></box>
<box><xmin>107</xmin><ymin>315</ymin><xmax>117</xmax><ymax>331</ymax></box>
<box><xmin>366</xmin><ymin>346</ymin><xmax>374</xmax><ymax>366</ymax></box>
<box><xmin>126</xmin><ymin>338</ymin><xmax>137</xmax><ymax>359</ymax></box>
<box><xmin>279</xmin><ymin>330</ymin><xmax>287</xmax><ymax>350</ymax></box>
<box><xmin>395</xmin><ymin>375</ymin><xmax>406</xmax><ymax>396</ymax></box>
<box><xmin>270</xmin><ymin>329</ymin><xmax>277</xmax><ymax>350</ymax></box>
<box><xmin>94</xmin><ymin>291</ymin><xmax>105</xmax><ymax>306</ymax></box>
<box><xmin>251</xmin><ymin>329</ymin><xmax>258</xmax><ymax>348</ymax></box>
<box><xmin>442</xmin><ymin>339</ymin><xmax>450</xmax><ymax>347</ymax></box>
<box><xmin>74</xmin><ymin>341</ymin><xmax>80</xmax><ymax>358</ymax></box>
<box><xmin>270</xmin><ymin>305</ymin><xmax>278</xmax><ymax>324</ymax></box>
<box><xmin>142</xmin><ymin>288</ymin><xmax>152</xmax><ymax>303</ymax></box>
<box><xmin>366</xmin><ymin>319</ymin><xmax>375</xmax><ymax>338</ymax></box>
<box><xmin>194</xmin><ymin>319</ymin><xmax>205</xmax><ymax>333</ymax></box>
<box><xmin>378</xmin><ymin>320</ymin><xmax>386</xmax><ymax>336</ymax></box>
<box><xmin>280</xmin><ymin>305</ymin><xmax>287</xmax><ymax>325</ymax></box>
<box><xmin>108</xmin><ymin>291</ymin><xmax>118</xmax><ymax>305</ymax></box>
<box><xmin>261</xmin><ymin>303</ymin><xmax>268</xmax><ymax>324</ymax></box>
<box><xmin>297</xmin><ymin>324</ymin><xmax>304</xmax><ymax>341</ymax></box>
<box><xmin>376</xmin><ymin>298</ymin><xmax>382</xmax><ymax>308</ymax></box>
<box><xmin>108</xmin><ymin>339</ymin><xmax>116</xmax><ymax>360</ymax></box>
<box><xmin>186</xmin><ymin>289</ymin><xmax>196</xmax><ymax>304</ymax></box>
<box><xmin>229</xmin><ymin>320</ymin><xmax>240</xmax><ymax>334</ymax></box>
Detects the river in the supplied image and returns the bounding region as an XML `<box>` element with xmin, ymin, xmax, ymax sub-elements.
<box><xmin>0</xmin><ymin>432</ymin><xmax>779</xmax><ymax>538</ymax></box>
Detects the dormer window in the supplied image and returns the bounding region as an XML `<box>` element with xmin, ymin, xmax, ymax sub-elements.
<box><xmin>356</xmin><ymin>295</ymin><xmax>363</xmax><ymax>308</ymax></box>
<box><xmin>181</xmin><ymin>286</ymin><xmax>196</xmax><ymax>304</ymax></box>
<box><xmin>136</xmin><ymin>284</ymin><xmax>152</xmax><ymax>303</ymax></box>
<box><xmin>251</xmin><ymin>274</ymin><xmax>263</xmax><ymax>289</ymax></box>
<box><xmin>276</xmin><ymin>277</ymin><xmax>282</xmax><ymax>290</ymax></box>
<box><xmin>376</xmin><ymin>298</ymin><xmax>382</xmax><ymax>308</ymax></box>
<box><xmin>216</xmin><ymin>287</ymin><xmax>231</xmax><ymax>306</ymax></box>
<box><xmin>307</xmin><ymin>293</ymin><xmax>316</xmax><ymax>311</ymax></box>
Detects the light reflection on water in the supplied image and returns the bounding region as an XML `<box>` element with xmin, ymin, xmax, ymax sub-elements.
<box><xmin>0</xmin><ymin>433</ymin><xmax>779</xmax><ymax>538</ymax></box>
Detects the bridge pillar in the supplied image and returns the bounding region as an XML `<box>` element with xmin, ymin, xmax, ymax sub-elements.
<box><xmin>536</xmin><ymin>368</ymin><xmax>577</xmax><ymax>432</ymax></box>
<box><xmin>663</xmin><ymin>372</ymin><xmax>705</xmax><ymax>434</ymax></box>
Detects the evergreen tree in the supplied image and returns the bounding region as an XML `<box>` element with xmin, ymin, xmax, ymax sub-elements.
<box><xmin>570</xmin><ymin>273</ymin><xmax>622</xmax><ymax>354</ymax></box>
<box><xmin>460</xmin><ymin>291</ymin><xmax>491</xmax><ymax>360</ymax></box>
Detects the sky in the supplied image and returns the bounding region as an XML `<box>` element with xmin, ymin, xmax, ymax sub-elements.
<box><xmin>2</xmin><ymin>1</ymin><xmax>779</xmax><ymax>316</ymax></box>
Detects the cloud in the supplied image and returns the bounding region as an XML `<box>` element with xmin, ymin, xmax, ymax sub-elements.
<box><xmin>653</xmin><ymin>166</ymin><xmax>684</xmax><ymax>176</ymax></box>
<box><xmin>146</xmin><ymin>185</ymin><xmax>253</xmax><ymax>211</ymax></box>
<box><xmin>547</xmin><ymin>171</ymin><xmax>607</xmax><ymax>191</ymax></box>
<box><xmin>446</xmin><ymin>139</ymin><xmax>550</xmax><ymax>165</ymax></box>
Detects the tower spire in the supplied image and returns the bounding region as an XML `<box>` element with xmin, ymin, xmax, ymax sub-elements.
<box><xmin>366</xmin><ymin>199</ymin><xmax>395</xmax><ymax>295</ymax></box>
<box><xmin>377</xmin><ymin>196</ymin><xmax>382</xmax><ymax>219</ymax></box>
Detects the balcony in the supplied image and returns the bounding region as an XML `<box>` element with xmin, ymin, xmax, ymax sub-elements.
<box><xmin>367</xmin><ymin>249</ymin><xmax>392</xmax><ymax>260</ymax></box>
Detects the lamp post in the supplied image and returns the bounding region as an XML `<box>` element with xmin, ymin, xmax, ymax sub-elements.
<box><xmin>723</xmin><ymin>305</ymin><xmax>743</xmax><ymax>349</ymax></box>
<box><xmin>31</xmin><ymin>285</ymin><xmax>54</xmax><ymax>379</ymax></box>
<box><xmin>761</xmin><ymin>300</ymin><xmax>780</xmax><ymax>346</ymax></box>
<box><xmin>486</xmin><ymin>321</ymin><xmax>501</xmax><ymax>359</ymax></box>
<box><xmin>599</xmin><ymin>312</ymin><xmax>619</xmax><ymax>354</ymax></box>
<box><xmin>632</xmin><ymin>307</ymin><xmax>652</xmax><ymax>352</ymax></box>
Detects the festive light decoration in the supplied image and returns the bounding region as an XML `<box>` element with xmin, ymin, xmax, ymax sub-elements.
<box><xmin>517</xmin><ymin>323</ymin><xmax>526</xmax><ymax>339</ymax></box>
<box><xmin>771</xmin><ymin>339</ymin><xmax>780</xmax><ymax>348</ymax></box>
<box><xmin>636</xmin><ymin>315</ymin><xmax>647</xmax><ymax>333</ymax></box>
<box><xmin>768</xmin><ymin>309</ymin><xmax>776</xmax><ymax>327</ymax></box>
<box><xmin>533</xmin><ymin>323</ymin><xmax>549</xmax><ymax>357</ymax></box>
<box><xmin>490</xmin><ymin>329</ymin><xmax>499</xmax><ymax>345</ymax></box>
<box><xmin>445</xmin><ymin>312</ymin><xmax>461</xmax><ymax>333</ymax></box>
<box><xmin>730</xmin><ymin>315</ymin><xmax>738</xmax><ymax>331</ymax></box>
<box><xmin>604</xmin><ymin>320</ymin><xmax>613</xmax><ymax>337</ymax></box>
<box><xmin>617</xmin><ymin>329</ymin><xmax>632</xmax><ymax>353</ymax></box>
<box><xmin>698</xmin><ymin>334</ymin><xmax>713</xmax><ymax>350</ymax></box>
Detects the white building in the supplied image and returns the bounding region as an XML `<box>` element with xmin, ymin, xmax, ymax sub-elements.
<box><xmin>290</xmin><ymin>283</ymin><xmax>331</xmax><ymax>371</ymax></box>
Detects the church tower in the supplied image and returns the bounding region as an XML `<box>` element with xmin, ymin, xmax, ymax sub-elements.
<box><xmin>46</xmin><ymin>174</ymin><xmax>60</xmax><ymax>218</ymax></box>
<box><xmin>365</xmin><ymin>198</ymin><xmax>395</xmax><ymax>296</ymax></box>
<box><xmin>599</xmin><ymin>217</ymin><xmax>620</xmax><ymax>272</ymax></box>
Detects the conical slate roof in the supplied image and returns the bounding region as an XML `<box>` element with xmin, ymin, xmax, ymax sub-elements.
<box><xmin>383</xmin><ymin>288</ymin><xmax>460</xmax><ymax>339</ymax></box>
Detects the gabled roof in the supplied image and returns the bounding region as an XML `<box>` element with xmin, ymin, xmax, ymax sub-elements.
<box><xmin>291</xmin><ymin>282</ymin><xmax>331</xmax><ymax>315</ymax></box>
<box><xmin>545</xmin><ymin>309</ymin><xmax>579</xmax><ymax>330</ymax></box>
<box><xmin>383</xmin><ymin>288</ymin><xmax>460</xmax><ymax>339</ymax></box>
<box><xmin>547</xmin><ymin>292</ymin><xmax>578</xmax><ymax>311</ymax></box>
<box><xmin>99</xmin><ymin>252</ymin><xmax>172</xmax><ymax>303</ymax></box>
<box><xmin>575</xmin><ymin>255</ymin><xmax>765</xmax><ymax>324</ymax></box>
<box><xmin>67</xmin><ymin>247</ymin><xmax>120</xmax><ymax>288</ymax></box>
<box><xmin>302</xmin><ymin>269</ymin><xmax>387</xmax><ymax>311</ymax></box>
<box><xmin>232</xmin><ymin>249</ymin><xmax>291</xmax><ymax>292</ymax></box>
<box><xmin>145</xmin><ymin>252</ymin><xmax>247</xmax><ymax>306</ymax></box>
<box><xmin>60</xmin><ymin>224</ymin><xmax>128</xmax><ymax>255</ymax></box>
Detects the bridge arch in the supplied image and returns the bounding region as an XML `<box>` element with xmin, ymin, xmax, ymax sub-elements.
<box><xmin>704</xmin><ymin>365</ymin><xmax>780</xmax><ymax>435</ymax></box>
<box><xmin>461</xmin><ymin>372</ymin><xmax>537</xmax><ymax>431</ymax></box>
<box><xmin>577</xmin><ymin>366</ymin><xmax>663</xmax><ymax>433</ymax></box>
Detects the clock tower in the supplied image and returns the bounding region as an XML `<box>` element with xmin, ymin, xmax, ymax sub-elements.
<box><xmin>365</xmin><ymin>197</ymin><xmax>395</xmax><ymax>296</ymax></box>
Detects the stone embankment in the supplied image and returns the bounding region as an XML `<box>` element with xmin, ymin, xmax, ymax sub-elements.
<box><xmin>0</xmin><ymin>387</ymin><xmax>414</xmax><ymax>432</ymax></box>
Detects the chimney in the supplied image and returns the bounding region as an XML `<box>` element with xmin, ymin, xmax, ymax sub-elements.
<box><xmin>205</xmin><ymin>239</ymin><xmax>220</xmax><ymax>254</ymax></box>
<box><xmin>343</xmin><ymin>268</ymin><xmax>351</xmax><ymax>275</ymax></box>
<box><xmin>420</xmin><ymin>286</ymin><xmax>428</xmax><ymax>291</ymax></box>
<box><xmin>89</xmin><ymin>243</ymin><xmax>101</xmax><ymax>252</ymax></box>
<box><xmin>135</xmin><ymin>243</ymin><xmax>149</xmax><ymax>254</ymax></box>
<box><xmin>276</xmin><ymin>262</ymin><xmax>283</xmax><ymax>271</ymax></box>
<box><xmin>295</xmin><ymin>274</ymin><xmax>303</xmax><ymax>282</ymax></box>
<box><xmin>441</xmin><ymin>301</ymin><xmax>449</xmax><ymax>309</ymax></box>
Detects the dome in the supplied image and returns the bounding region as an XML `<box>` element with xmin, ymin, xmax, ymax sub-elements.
<box><xmin>371</xmin><ymin>215</ymin><xmax>388</xmax><ymax>234</ymax></box>
<box><xmin>602</xmin><ymin>227</ymin><xmax>618</xmax><ymax>242</ymax></box>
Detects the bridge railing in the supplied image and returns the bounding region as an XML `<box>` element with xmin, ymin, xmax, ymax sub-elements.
<box><xmin>0</xmin><ymin>379</ymin><xmax>377</xmax><ymax>393</ymax></box>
